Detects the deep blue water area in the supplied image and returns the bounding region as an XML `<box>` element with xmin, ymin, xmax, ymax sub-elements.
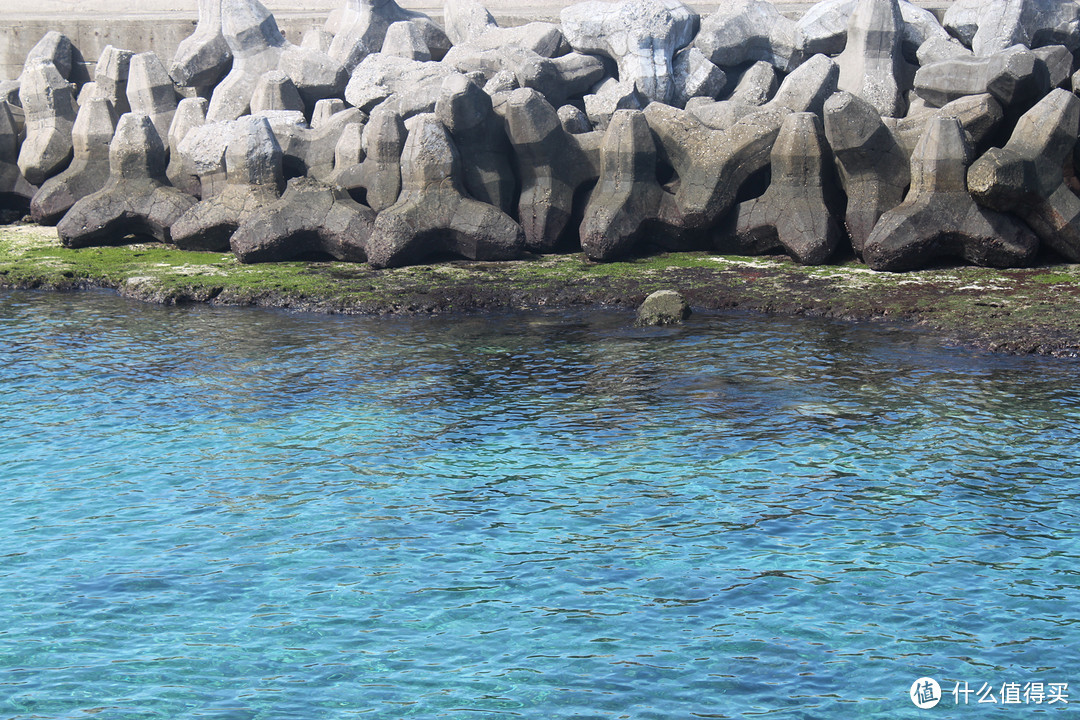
<box><xmin>1</xmin><ymin>289</ymin><xmax>1079</xmax><ymax>719</ymax></box>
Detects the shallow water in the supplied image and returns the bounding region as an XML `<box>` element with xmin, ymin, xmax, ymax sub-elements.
<box><xmin>1</xmin><ymin>289</ymin><xmax>1078</xmax><ymax>719</ymax></box>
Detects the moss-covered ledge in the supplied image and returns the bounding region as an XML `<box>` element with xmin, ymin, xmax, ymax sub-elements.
<box><xmin>3</xmin><ymin>223</ymin><xmax>1080</xmax><ymax>356</ymax></box>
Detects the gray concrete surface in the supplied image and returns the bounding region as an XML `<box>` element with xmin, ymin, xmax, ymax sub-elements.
<box><xmin>0</xmin><ymin>1</ymin><xmax>952</xmax><ymax>82</ymax></box>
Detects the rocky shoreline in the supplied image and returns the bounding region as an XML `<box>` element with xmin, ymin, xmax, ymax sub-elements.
<box><xmin>3</xmin><ymin>222</ymin><xmax>1080</xmax><ymax>356</ymax></box>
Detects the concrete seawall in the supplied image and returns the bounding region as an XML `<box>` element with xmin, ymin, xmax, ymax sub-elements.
<box><xmin>0</xmin><ymin>0</ymin><xmax>951</xmax><ymax>82</ymax></box>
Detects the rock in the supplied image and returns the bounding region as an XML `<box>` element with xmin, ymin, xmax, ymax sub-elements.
<box><xmin>722</xmin><ymin>112</ymin><xmax>843</xmax><ymax>264</ymax></box>
<box><xmin>835</xmin><ymin>0</ymin><xmax>907</xmax><ymax>118</ymax></box>
<box><xmin>327</xmin><ymin>0</ymin><xmax>450</xmax><ymax>74</ymax></box>
<box><xmin>944</xmin><ymin>0</ymin><xmax>1080</xmax><ymax>56</ymax></box>
<box><xmin>696</xmin><ymin>0</ymin><xmax>802</xmax><ymax>72</ymax></box>
<box><xmin>862</xmin><ymin>116</ymin><xmax>1038</xmax><ymax>271</ymax></box>
<box><xmin>170</xmin><ymin>0</ymin><xmax>232</xmax><ymax>90</ymax></box>
<box><xmin>17</xmin><ymin>60</ymin><xmax>76</xmax><ymax>186</ymax></box>
<box><xmin>230</xmin><ymin>176</ymin><xmax>374</xmax><ymax>262</ymax></box>
<box><xmin>57</xmin><ymin>113</ymin><xmax>199</xmax><ymax>248</ymax></box>
<box><xmin>0</xmin><ymin>101</ymin><xmax>37</xmax><ymax>212</ymax></box>
<box><xmin>671</xmin><ymin>47</ymin><xmax>726</xmax><ymax>109</ymax></box>
<box><xmin>636</xmin><ymin>289</ymin><xmax>691</xmax><ymax>325</ymax></box>
<box><xmin>381</xmin><ymin>20</ymin><xmax>432</xmax><ymax>61</ymax></box>
<box><xmin>823</xmin><ymin>90</ymin><xmax>909</xmax><ymax>255</ymax></box>
<box><xmin>503</xmin><ymin>87</ymin><xmax>602</xmax><ymax>251</ymax></box>
<box><xmin>644</xmin><ymin>102</ymin><xmax>787</xmax><ymax>228</ymax></box>
<box><xmin>968</xmin><ymin>89</ymin><xmax>1080</xmax><ymax>260</ymax></box>
<box><xmin>126</xmin><ymin>52</ymin><xmax>178</xmax><ymax>144</ymax></box>
<box><xmin>560</xmin><ymin>0</ymin><xmax>699</xmax><ymax>104</ymax></box>
<box><xmin>249</xmin><ymin>69</ymin><xmax>305</xmax><ymax>114</ymax></box>
<box><xmin>171</xmin><ymin>115</ymin><xmax>285</xmax><ymax>251</ymax></box>
<box><xmin>30</xmin><ymin>97</ymin><xmax>117</xmax><ymax>225</ymax></box>
<box><xmin>580</xmin><ymin>109</ymin><xmax>666</xmax><ymax>261</ymax></box>
<box><xmin>913</xmin><ymin>45</ymin><xmax>1042</xmax><ymax>110</ymax></box>
<box><xmin>166</xmin><ymin>97</ymin><xmax>209</xmax><ymax>198</ymax></box>
<box><xmin>434</xmin><ymin>74</ymin><xmax>515</xmax><ymax>214</ymax></box>
<box><xmin>366</xmin><ymin>114</ymin><xmax>525</xmax><ymax>268</ymax></box>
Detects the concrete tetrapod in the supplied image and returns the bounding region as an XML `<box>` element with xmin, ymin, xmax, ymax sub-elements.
<box><xmin>166</xmin><ymin>97</ymin><xmax>209</xmax><ymax>198</ymax></box>
<box><xmin>823</xmin><ymin>90</ymin><xmax>909</xmax><ymax>255</ymax></box>
<box><xmin>0</xmin><ymin>101</ymin><xmax>37</xmax><ymax>212</ymax></box>
<box><xmin>367</xmin><ymin>114</ymin><xmax>525</xmax><ymax>268</ymax></box>
<box><xmin>230</xmin><ymin>176</ymin><xmax>374</xmax><ymax>262</ymax></box>
<box><xmin>327</xmin><ymin>0</ymin><xmax>450</xmax><ymax>74</ymax></box>
<box><xmin>862</xmin><ymin>116</ymin><xmax>1038</xmax><ymax>271</ymax></box>
<box><xmin>91</xmin><ymin>46</ymin><xmax>133</xmax><ymax>116</ymax></box>
<box><xmin>913</xmin><ymin>45</ymin><xmax>1043</xmax><ymax>110</ymax></box>
<box><xmin>444</xmin><ymin>0</ymin><xmax>565</xmax><ymax>56</ymax></box>
<box><xmin>560</xmin><ymin>0</ymin><xmax>699</xmax><ymax>104</ymax></box>
<box><xmin>643</xmin><ymin>102</ymin><xmax>787</xmax><ymax>229</ymax></box>
<box><xmin>723</xmin><ymin>112</ymin><xmax>844</xmax><ymax>265</ymax></box>
<box><xmin>31</xmin><ymin>97</ymin><xmax>118</xmax><ymax>225</ymax></box>
<box><xmin>208</xmin><ymin>0</ymin><xmax>346</xmax><ymax>121</ymax></box>
<box><xmin>834</xmin><ymin>0</ymin><xmax>907</xmax><ymax>118</ymax></box>
<box><xmin>126</xmin><ymin>52</ymin><xmax>179</xmax><ymax>146</ymax></box>
<box><xmin>171</xmin><ymin>116</ymin><xmax>286</xmax><ymax>252</ymax></box>
<box><xmin>943</xmin><ymin>0</ymin><xmax>1080</xmax><ymax>56</ymax></box>
<box><xmin>580</xmin><ymin>109</ymin><xmax>666</xmax><ymax>261</ymax></box>
<box><xmin>170</xmin><ymin>0</ymin><xmax>232</xmax><ymax>90</ymax></box>
<box><xmin>502</xmin><ymin>87</ymin><xmax>601</xmax><ymax>251</ymax></box>
<box><xmin>695</xmin><ymin>0</ymin><xmax>802</xmax><ymax>72</ymax></box>
<box><xmin>57</xmin><ymin>114</ymin><xmax>199</xmax><ymax>248</ymax></box>
<box><xmin>17</xmin><ymin>60</ymin><xmax>76</xmax><ymax>187</ymax></box>
<box><xmin>967</xmin><ymin>88</ymin><xmax>1080</xmax><ymax>260</ymax></box>
<box><xmin>434</xmin><ymin>74</ymin><xmax>516</xmax><ymax>215</ymax></box>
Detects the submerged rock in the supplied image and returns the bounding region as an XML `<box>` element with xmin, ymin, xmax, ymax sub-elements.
<box><xmin>636</xmin><ymin>290</ymin><xmax>691</xmax><ymax>325</ymax></box>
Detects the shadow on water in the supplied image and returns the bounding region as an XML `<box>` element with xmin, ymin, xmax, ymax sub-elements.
<box><xmin>1</xmin><ymin>289</ymin><xmax>1080</xmax><ymax>719</ymax></box>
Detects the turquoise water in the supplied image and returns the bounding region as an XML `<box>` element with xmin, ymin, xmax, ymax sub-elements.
<box><xmin>1</xmin><ymin>289</ymin><xmax>1078</xmax><ymax>719</ymax></box>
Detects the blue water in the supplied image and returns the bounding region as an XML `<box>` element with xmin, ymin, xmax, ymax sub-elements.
<box><xmin>1</xmin><ymin>289</ymin><xmax>1078</xmax><ymax>719</ymax></box>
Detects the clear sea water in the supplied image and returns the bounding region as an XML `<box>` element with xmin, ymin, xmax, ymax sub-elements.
<box><xmin>1</xmin><ymin>289</ymin><xmax>1078</xmax><ymax>719</ymax></box>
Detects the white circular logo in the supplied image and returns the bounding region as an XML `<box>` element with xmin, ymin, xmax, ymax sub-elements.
<box><xmin>910</xmin><ymin>677</ymin><xmax>942</xmax><ymax>709</ymax></box>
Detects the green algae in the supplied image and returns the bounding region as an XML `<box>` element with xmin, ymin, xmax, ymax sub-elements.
<box><xmin>3</xmin><ymin>223</ymin><xmax>1080</xmax><ymax>355</ymax></box>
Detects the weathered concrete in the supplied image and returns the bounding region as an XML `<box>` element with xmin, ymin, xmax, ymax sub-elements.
<box><xmin>434</xmin><ymin>74</ymin><xmax>515</xmax><ymax>213</ymax></box>
<box><xmin>171</xmin><ymin>115</ymin><xmax>285</xmax><ymax>251</ymax></box>
<box><xmin>968</xmin><ymin>89</ymin><xmax>1080</xmax><ymax>261</ymax></box>
<box><xmin>943</xmin><ymin>0</ymin><xmax>1080</xmax><ymax>56</ymax></box>
<box><xmin>17</xmin><ymin>60</ymin><xmax>76</xmax><ymax>187</ymax></box>
<box><xmin>30</xmin><ymin>96</ymin><xmax>118</xmax><ymax>225</ymax></box>
<box><xmin>580</xmin><ymin>109</ymin><xmax>666</xmax><ymax>261</ymax></box>
<box><xmin>367</xmin><ymin>114</ymin><xmax>525</xmax><ymax>268</ymax></box>
<box><xmin>834</xmin><ymin>0</ymin><xmax>906</xmax><ymax>118</ymax></box>
<box><xmin>166</xmin><ymin>96</ymin><xmax>208</xmax><ymax>197</ymax></box>
<box><xmin>326</xmin><ymin>0</ymin><xmax>449</xmax><ymax>73</ymax></box>
<box><xmin>863</xmin><ymin>116</ymin><xmax>1038</xmax><ymax>271</ymax></box>
<box><xmin>126</xmin><ymin>51</ymin><xmax>178</xmax><ymax>143</ymax></box>
<box><xmin>0</xmin><ymin>101</ymin><xmax>38</xmax><ymax>211</ymax></box>
<box><xmin>671</xmin><ymin>46</ymin><xmax>726</xmax><ymax>108</ymax></box>
<box><xmin>696</xmin><ymin>0</ymin><xmax>802</xmax><ymax>72</ymax></box>
<box><xmin>90</xmin><ymin>45</ymin><xmax>133</xmax><ymax>115</ymax></box>
<box><xmin>913</xmin><ymin>44</ymin><xmax>1043</xmax><ymax>110</ymax></box>
<box><xmin>249</xmin><ymin>69</ymin><xmax>306</xmax><ymax>114</ymax></box>
<box><xmin>560</xmin><ymin>0</ymin><xmax>699</xmax><ymax>104</ymax></box>
<box><xmin>722</xmin><ymin>112</ymin><xmax>842</xmax><ymax>264</ymax></box>
<box><xmin>357</xmin><ymin>96</ymin><xmax>406</xmax><ymax>211</ymax></box>
<box><xmin>502</xmin><ymin>87</ymin><xmax>601</xmax><ymax>251</ymax></box>
<box><xmin>885</xmin><ymin>92</ymin><xmax>1004</xmax><ymax>158</ymax></box>
<box><xmin>823</xmin><ymin>89</ymin><xmax>909</xmax><ymax>255</ymax></box>
<box><xmin>230</xmin><ymin>175</ymin><xmax>374</xmax><ymax>262</ymax></box>
<box><xmin>57</xmin><ymin>113</ymin><xmax>199</xmax><ymax>247</ymax></box>
<box><xmin>644</xmin><ymin>102</ymin><xmax>787</xmax><ymax>228</ymax></box>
